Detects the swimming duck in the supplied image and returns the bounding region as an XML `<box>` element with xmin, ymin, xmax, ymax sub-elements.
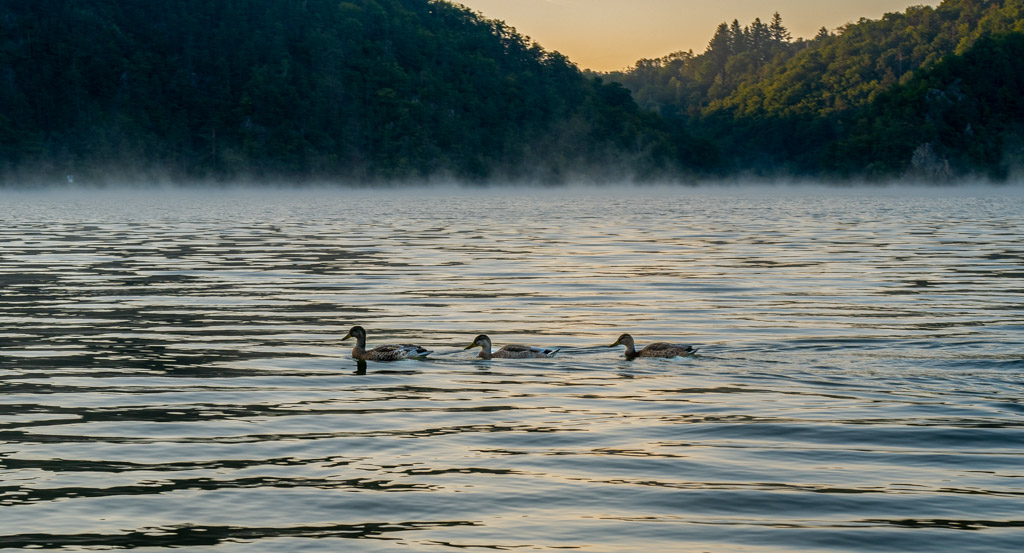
<box><xmin>343</xmin><ymin>326</ymin><xmax>432</xmax><ymax>361</ymax></box>
<box><xmin>609</xmin><ymin>333</ymin><xmax>697</xmax><ymax>359</ymax></box>
<box><xmin>464</xmin><ymin>334</ymin><xmax>559</xmax><ymax>360</ymax></box>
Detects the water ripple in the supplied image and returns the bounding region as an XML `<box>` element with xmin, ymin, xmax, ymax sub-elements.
<box><xmin>1</xmin><ymin>187</ymin><xmax>1022</xmax><ymax>552</ymax></box>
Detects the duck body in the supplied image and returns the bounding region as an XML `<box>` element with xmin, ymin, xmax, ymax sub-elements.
<box><xmin>343</xmin><ymin>326</ymin><xmax>432</xmax><ymax>361</ymax></box>
<box><xmin>465</xmin><ymin>335</ymin><xmax>559</xmax><ymax>360</ymax></box>
<box><xmin>610</xmin><ymin>333</ymin><xmax>697</xmax><ymax>360</ymax></box>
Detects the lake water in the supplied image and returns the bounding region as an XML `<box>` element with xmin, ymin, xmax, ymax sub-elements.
<box><xmin>1</xmin><ymin>185</ymin><xmax>1022</xmax><ymax>552</ymax></box>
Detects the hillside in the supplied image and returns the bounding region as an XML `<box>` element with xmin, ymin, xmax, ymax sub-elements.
<box><xmin>4</xmin><ymin>0</ymin><xmax>1024</xmax><ymax>183</ymax></box>
<box><xmin>833</xmin><ymin>31</ymin><xmax>1024</xmax><ymax>178</ymax></box>
<box><xmin>0</xmin><ymin>0</ymin><xmax>702</xmax><ymax>183</ymax></box>
<box><xmin>606</xmin><ymin>0</ymin><xmax>1024</xmax><ymax>178</ymax></box>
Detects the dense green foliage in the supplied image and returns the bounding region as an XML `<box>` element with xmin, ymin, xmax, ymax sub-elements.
<box><xmin>0</xmin><ymin>0</ymin><xmax>696</xmax><ymax>182</ymax></box>
<box><xmin>3</xmin><ymin>0</ymin><xmax>1024</xmax><ymax>182</ymax></box>
<box><xmin>833</xmin><ymin>32</ymin><xmax>1024</xmax><ymax>178</ymax></box>
<box><xmin>607</xmin><ymin>0</ymin><xmax>1024</xmax><ymax>178</ymax></box>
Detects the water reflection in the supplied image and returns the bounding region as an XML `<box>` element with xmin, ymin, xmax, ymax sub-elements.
<box><xmin>0</xmin><ymin>521</ymin><xmax>481</xmax><ymax>549</ymax></box>
<box><xmin>0</xmin><ymin>187</ymin><xmax>1022</xmax><ymax>552</ymax></box>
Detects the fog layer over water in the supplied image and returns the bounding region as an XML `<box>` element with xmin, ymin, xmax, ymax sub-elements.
<box><xmin>1</xmin><ymin>185</ymin><xmax>1022</xmax><ymax>552</ymax></box>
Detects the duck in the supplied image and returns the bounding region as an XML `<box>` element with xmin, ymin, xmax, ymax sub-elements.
<box><xmin>609</xmin><ymin>333</ymin><xmax>697</xmax><ymax>360</ymax></box>
<box><xmin>342</xmin><ymin>326</ymin><xmax>432</xmax><ymax>361</ymax></box>
<box><xmin>464</xmin><ymin>334</ymin><xmax>559</xmax><ymax>360</ymax></box>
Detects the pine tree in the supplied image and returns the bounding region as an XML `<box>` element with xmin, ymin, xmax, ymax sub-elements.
<box><xmin>748</xmin><ymin>17</ymin><xmax>770</xmax><ymax>62</ymax></box>
<box><xmin>706</xmin><ymin>22</ymin><xmax>732</xmax><ymax>81</ymax></box>
<box><xmin>769</xmin><ymin>12</ymin><xmax>791</xmax><ymax>44</ymax></box>
<box><xmin>729</xmin><ymin>19</ymin><xmax>747</xmax><ymax>53</ymax></box>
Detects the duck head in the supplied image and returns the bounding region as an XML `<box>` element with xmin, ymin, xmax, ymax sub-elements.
<box><xmin>464</xmin><ymin>334</ymin><xmax>491</xmax><ymax>350</ymax></box>
<box><xmin>609</xmin><ymin>333</ymin><xmax>634</xmax><ymax>347</ymax></box>
<box><xmin>343</xmin><ymin>326</ymin><xmax>367</xmax><ymax>342</ymax></box>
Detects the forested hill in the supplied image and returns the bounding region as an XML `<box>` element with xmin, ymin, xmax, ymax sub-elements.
<box><xmin>4</xmin><ymin>0</ymin><xmax>1024</xmax><ymax>183</ymax></box>
<box><xmin>606</xmin><ymin>0</ymin><xmax>1024</xmax><ymax>179</ymax></box>
<box><xmin>0</xmin><ymin>0</ymin><xmax>701</xmax><ymax>183</ymax></box>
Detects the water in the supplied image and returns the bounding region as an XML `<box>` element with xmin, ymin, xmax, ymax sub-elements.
<box><xmin>1</xmin><ymin>185</ymin><xmax>1022</xmax><ymax>552</ymax></box>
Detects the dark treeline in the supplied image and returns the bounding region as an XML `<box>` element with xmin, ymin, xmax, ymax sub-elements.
<box><xmin>605</xmin><ymin>0</ymin><xmax>1024</xmax><ymax>179</ymax></box>
<box><xmin>2</xmin><ymin>0</ymin><xmax>1023</xmax><ymax>183</ymax></box>
<box><xmin>0</xmin><ymin>0</ymin><xmax>706</xmax><ymax>182</ymax></box>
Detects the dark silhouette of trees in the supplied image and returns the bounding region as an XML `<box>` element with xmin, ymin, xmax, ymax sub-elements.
<box><xmin>0</xmin><ymin>0</ymin><xmax>697</xmax><ymax>183</ymax></box>
<box><xmin>4</xmin><ymin>0</ymin><xmax>1024</xmax><ymax>182</ymax></box>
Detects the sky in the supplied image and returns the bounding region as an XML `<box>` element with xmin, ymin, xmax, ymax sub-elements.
<box><xmin>453</xmin><ymin>0</ymin><xmax>940</xmax><ymax>71</ymax></box>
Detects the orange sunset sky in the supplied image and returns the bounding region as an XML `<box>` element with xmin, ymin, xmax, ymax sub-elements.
<box><xmin>454</xmin><ymin>0</ymin><xmax>941</xmax><ymax>71</ymax></box>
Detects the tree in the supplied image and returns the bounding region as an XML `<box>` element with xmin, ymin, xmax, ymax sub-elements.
<box><xmin>769</xmin><ymin>12</ymin><xmax>792</xmax><ymax>44</ymax></box>
<box><xmin>748</xmin><ymin>17</ymin><xmax>770</xmax><ymax>62</ymax></box>
<box><xmin>706</xmin><ymin>22</ymin><xmax>732</xmax><ymax>81</ymax></box>
<box><xmin>729</xmin><ymin>20</ymin><xmax>747</xmax><ymax>53</ymax></box>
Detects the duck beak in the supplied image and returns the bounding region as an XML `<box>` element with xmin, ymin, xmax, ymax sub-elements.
<box><xmin>342</xmin><ymin>332</ymin><xmax>352</xmax><ymax>341</ymax></box>
<box><xmin>464</xmin><ymin>343</ymin><xmax>477</xmax><ymax>350</ymax></box>
<box><xmin>608</xmin><ymin>341</ymin><xmax>619</xmax><ymax>347</ymax></box>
